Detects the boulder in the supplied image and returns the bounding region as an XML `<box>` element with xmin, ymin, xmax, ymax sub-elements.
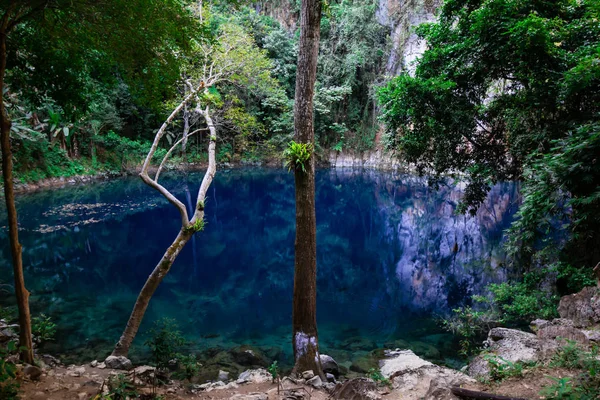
<box><xmin>104</xmin><ymin>355</ymin><xmax>132</xmax><ymax>370</ymax></box>
<box><xmin>536</xmin><ymin>319</ymin><xmax>589</xmax><ymax>345</ymax></box>
<box><xmin>558</xmin><ymin>286</ymin><xmax>600</xmax><ymax>328</ymax></box>
<box><xmin>380</xmin><ymin>350</ymin><xmax>473</xmax><ymax>400</ymax></box>
<box><xmin>67</xmin><ymin>366</ymin><xmax>86</xmax><ymax>377</ymax></box>
<box><xmin>468</xmin><ymin>328</ymin><xmax>548</xmax><ymax>378</ymax></box>
<box><xmin>301</xmin><ymin>370</ymin><xmax>314</xmax><ymax>379</ymax></box>
<box><xmin>236</xmin><ymin>368</ymin><xmax>272</xmax><ymax>384</ymax></box>
<box><xmin>320</xmin><ymin>354</ymin><xmax>340</xmax><ymax>377</ymax></box>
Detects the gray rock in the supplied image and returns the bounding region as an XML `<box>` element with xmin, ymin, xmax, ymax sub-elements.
<box><xmin>218</xmin><ymin>370</ymin><xmax>230</xmax><ymax>381</ymax></box>
<box><xmin>104</xmin><ymin>355</ymin><xmax>132</xmax><ymax>370</ymax></box>
<box><xmin>230</xmin><ymin>346</ymin><xmax>269</xmax><ymax>367</ymax></box>
<box><xmin>67</xmin><ymin>366</ymin><xmax>86</xmax><ymax>377</ymax></box>
<box><xmin>229</xmin><ymin>393</ymin><xmax>268</xmax><ymax>400</ymax></box>
<box><xmin>306</xmin><ymin>375</ymin><xmax>322</xmax><ymax>388</ymax></box>
<box><xmin>90</xmin><ymin>360</ymin><xmax>98</xmax><ymax>368</ymax></box>
<box><xmin>301</xmin><ymin>370</ymin><xmax>315</xmax><ymax>379</ymax></box>
<box><xmin>380</xmin><ymin>349</ymin><xmax>473</xmax><ymax>399</ymax></box>
<box><xmin>236</xmin><ymin>368</ymin><xmax>272</xmax><ymax>384</ymax></box>
<box><xmin>326</xmin><ymin>372</ymin><xmax>336</xmax><ymax>383</ymax></box>
<box><xmin>320</xmin><ymin>354</ymin><xmax>340</xmax><ymax>377</ymax></box>
<box><xmin>324</xmin><ymin>382</ymin><xmax>337</xmax><ymax>391</ymax></box>
<box><xmin>468</xmin><ymin>328</ymin><xmax>545</xmax><ymax>379</ymax></box>
<box><xmin>0</xmin><ymin>328</ymin><xmax>16</xmax><ymax>343</ymax></box>
<box><xmin>537</xmin><ymin>321</ymin><xmax>589</xmax><ymax>345</ymax></box>
<box><xmin>558</xmin><ymin>286</ymin><xmax>600</xmax><ymax>328</ymax></box>
<box><xmin>582</xmin><ymin>329</ymin><xmax>600</xmax><ymax>342</ymax></box>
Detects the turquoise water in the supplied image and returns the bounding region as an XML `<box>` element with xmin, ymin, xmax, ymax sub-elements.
<box><xmin>0</xmin><ymin>168</ymin><xmax>519</xmax><ymax>368</ymax></box>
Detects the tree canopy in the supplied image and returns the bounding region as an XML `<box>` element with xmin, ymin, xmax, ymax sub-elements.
<box><xmin>377</xmin><ymin>0</ymin><xmax>600</xmax><ymax>274</ymax></box>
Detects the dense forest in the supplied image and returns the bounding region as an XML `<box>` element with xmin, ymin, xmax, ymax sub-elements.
<box><xmin>1</xmin><ymin>0</ymin><xmax>599</xmax><ymax>399</ymax></box>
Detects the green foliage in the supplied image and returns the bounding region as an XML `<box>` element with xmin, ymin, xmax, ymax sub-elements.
<box><xmin>283</xmin><ymin>141</ymin><xmax>313</xmax><ymax>173</ymax></box>
<box><xmin>377</xmin><ymin>0</ymin><xmax>600</xmax><ymax>272</ymax></box>
<box><xmin>366</xmin><ymin>368</ymin><xmax>392</xmax><ymax>388</ymax></box>
<box><xmin>32</xmin><ymin>314</ymin><xmax>56</xmax><ymax>343</ymax></box>
<box><xmin>268</xmin><ymin>361</ymin><xmax>279</xmax><ymax>381</ymax></box>
<box><xmin>441</xmin><ymin>306</ymin><xmax>497</xmax><ymax>356</ymax></box>
<box><xmin>99</xmin><ymin>374</ymin><xmax>139</xmax><ymax>400</ymax></box>
<box><xmin>144</xmin><ymin>318</ymin><xmax>187</xmax><ymax>372</ymax></box>
<box><xmin>185</xmin><ymin>218</ymin><xmax>206</xmax><ymax>234</ymax></box>
<box><xmin>173</xmin><ymin>354</ymin><xmax>200</xmax><ymax>381</ymax></box>
<box><xmin>542</xmin><ymin>342</ymin><xmax>600</xmax><ymax>399</ymax></box>
<box><xmin>482</xmin><ymin>275</ymin><xmax>559</xmax><ymax>322</ymax></box>
<box><xmin>0</xmin><ymin>341</ymin><xmax>19</xmax><ymax>400</ymax></box>
<box><xmin>483</xmin><ymin>354</ymin><xmax>529</xmax><ymax>383</ymax></box>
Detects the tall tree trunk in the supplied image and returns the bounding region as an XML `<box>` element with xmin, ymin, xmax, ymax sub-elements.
<box><xmin>291</xmin><ymin>0</ymin><xmax>323</xmax><ymax>377</ymax></box>
<box><xmin>0</xmin><ymin>28</ymin><xmax>34</xmax><ymax>364</ymax></box>
<box><xmin>112</xmin><ymin>228</ymin><xmax>193</xmax><ymax>357</ymax></box>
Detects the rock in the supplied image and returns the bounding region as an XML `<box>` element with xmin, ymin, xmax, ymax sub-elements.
<box><xmin>326</xmin><ymin>372</ymin><xmax>336</xmax><ymax>383</ymax></box>
<box><xmin>320</xmin><ymin>354</ymin><xmax>340</xmax><ymax>377</ymax></box>
<box><xmin>536</xmin><ymin>320</ymin><xmax>589</xmax><ymax>345</ymax></box>
<box><xmin>323</xmin><ymin>382</ymin><xmax>337</xmax><ymax>392</ymax></box>
<box><xmin>131</xmin><ymin>366</ymin><xmax>155</xmax><ymax>384</ymax></box>
<box><xmin>332</xmin><ymin>378</ymin><xmax>380</xmax><ymax>400</ymax></box>
<box><xmin>218</xmin><ymin>369</ymin><xmax>230</xmax><ymax>381</ymax></box>
<box><xmin>229</xmin><ymin>393</ymin><xmax>268</xmax><ymax>400</ymax></box>
<box><xmin>409</xmin><ymin>341</ymin><xmax>442</xmax><ymax>360</ymax></box>
<box><xmin>306</xmin><ymin>375</ymin><xmax>322</xmax><ymax>388</ymax></box>
<box><xmin>78</xmin><ymin>393</ymin><xmax>88</xmax><ymax>400</ymax></box>
<box><xmin>104</xmin><ymin>355</ymin><xmax>132</xmax><ymax>370</ymax></box>
<box><xmin>379</xmin><ymin>350</ymin><xmax>432</xmax><ymax>378</ymax></box>
<box><xmin>24</xmin><ymin>365</ymin><xmax>43</xmax><ymax>380</ymax></box>
<box><xmin>468</xmin><ymin>328</ymin><xmax>546</xmax><ymax>379</ymax></box>
<box><xmin>301</xmin><ymin>370</ymin><xmax>314</xmax><ymax>379</ymax></box>
<box><xmin>97</xmin><ymin>362</ymin><xmax>106</xmax><ymax>369</ymax></box>
<box><xmin>0</xmin><ymin>328</ymin><xmax>17</xmax><ymax>343</ymax></box>
<box><xmin>230</xmin><ymin>346</ymin><xmax>269</xmax><ymax>367</ymax></box>
<box><xmin>67</xmin><ymin>366</ymin><xmax>86</xmax><ymax>377</ymax></box>
<box><xmin>236</xmin><ymin>368</ymin><xmax>272</xmax><ymax>384</ymax></box>
<box><xmin>381</xmin><ymin>350</ymin><xmax>474</xmax><ymax>400</ymax></box>
<box><xmin>582</xmin><ymin>329</ymin><xmax>600</xmax><ymax>342</ymax></box>
<box><xmin>90</xmin><ymin>360</ymin><xmax>98</xmax><ymax>368</ymax></box>
<box><xmin>558</xmin><ymin>286</ymin><xmax>600</xmax><ymax>328</ymax></box>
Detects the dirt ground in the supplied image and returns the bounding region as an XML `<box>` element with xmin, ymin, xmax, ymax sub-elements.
<box><xmin>463</xmin><ymin>367</ymin><xmax>577</xmax><ymax>399</ymax></box>
<box><xmin>18</xmin><ymin>364</ymin><xmax>332</xmax><ymax>400</ymax></box>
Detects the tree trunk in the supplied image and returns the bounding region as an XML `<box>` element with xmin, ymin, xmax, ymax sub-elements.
<box><xmin>291</xmin><ymin>0</ymin><xmax>323</xmax><ymax>377</ymax></box>
<box><xmin>112</xmin><ymin>228</ymin><xmax>194</xmax><ymax>357</ymax></box>
<box><xmin>0</xmin><ymin>28</ymin><xmax>35</xmax><ymax>364</ymax></box>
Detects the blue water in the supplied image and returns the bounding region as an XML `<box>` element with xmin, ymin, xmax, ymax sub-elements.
<box><xmin>0</xmin><ymin>168</ymin><xmax>519</xmax><ymax>368</ymax></box>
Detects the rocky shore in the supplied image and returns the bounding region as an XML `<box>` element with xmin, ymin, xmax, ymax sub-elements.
<box><xmin>10</xmin><ymin>285</ymin><xmax>600</xmax><ymax>399</ymax></box>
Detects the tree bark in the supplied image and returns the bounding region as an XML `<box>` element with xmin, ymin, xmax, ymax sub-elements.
<box><xmin>0</xmin><ymin>25</ymin><xmax>35</xmax><ymax>364</ymax></box>
<box><xmin>291</xmin><ymin>0</ymin><xmax>323</xmax><ymax>377</ymax></box>
<box><xmin>112</xmin><ymin>228</ymin><xmax>194</xmax><ymax>357</ymax></box>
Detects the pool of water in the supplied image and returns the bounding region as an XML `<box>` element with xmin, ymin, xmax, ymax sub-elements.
<box><xmin>0</xmin><ymin>168</ymin><xmax>519</xmax><ymax>369</ymax></box>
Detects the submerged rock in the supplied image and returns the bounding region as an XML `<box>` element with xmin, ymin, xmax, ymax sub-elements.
<box><xmin>230</xmin><ymin>346</ymin><xmax>269</xmax><ymax>367</ymax></box>
<box><xmin>558</xmin><ymin>286</ymin><xmax>600</xmax><ymax>328</ymax></box>
<box><xmin>381</xmin><ymin>349</ymin><xmax>473</xmax><ymax>400</ymax></box>
<box><xmin>104</xmin><ymin>355</ymin><xmax>132</xmax><ymax>370</ymax></box>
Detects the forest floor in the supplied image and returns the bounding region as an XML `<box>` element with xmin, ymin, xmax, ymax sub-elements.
<box><xmin>18</xmin><ymin>363</ymin><xmax>332</xmax><ymax>400</ymax></box>
<box><xmin>17</xmin><ymin>361</ymin><xmax>578</xmax><ymax>399</ymax></box>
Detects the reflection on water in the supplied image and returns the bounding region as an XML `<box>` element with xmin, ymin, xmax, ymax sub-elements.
<box><xmin>0</xmin><ymin>168</ymin><xmax>519</xmax><ymax>367</ymax></box>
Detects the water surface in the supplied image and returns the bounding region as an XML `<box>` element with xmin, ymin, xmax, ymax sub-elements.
<box><xmin>0</xmin><ymin>168</ymin><xmax>519</xmax><ymax>368</ymax></box>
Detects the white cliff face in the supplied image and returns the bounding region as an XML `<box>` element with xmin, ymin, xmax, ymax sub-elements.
<box><xmin>376</xmin><ymin>0</ymin><xmax>442</xmax><ymax>76</ymax></box>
